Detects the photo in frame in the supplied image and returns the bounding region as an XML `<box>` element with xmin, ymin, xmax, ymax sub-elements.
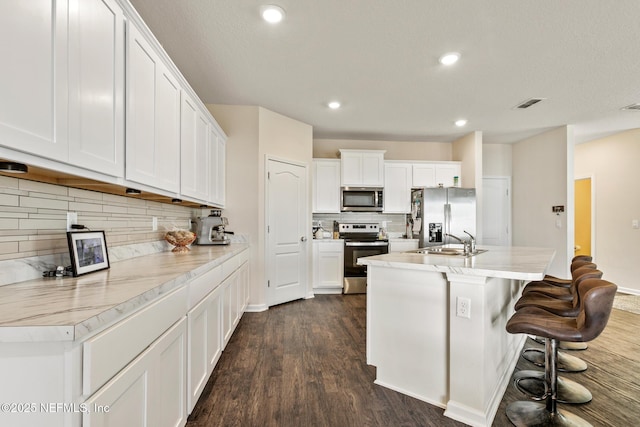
<box><xmin>66</xmin><ymin>231</ymin><xmax>110</xmax><ymax>277</ymax></box>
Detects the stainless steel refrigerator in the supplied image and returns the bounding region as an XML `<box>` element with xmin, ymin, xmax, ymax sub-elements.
<box><xmin>410</xmin><ymin>187</ymin><xmax>476</xmax><ymax>247</ymax></box>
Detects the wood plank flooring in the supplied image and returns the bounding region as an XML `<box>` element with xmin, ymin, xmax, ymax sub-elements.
<box><xmin>186</xmin><ymin>295</ymin><xmax>640</xmax><ymax>427</ymax></box>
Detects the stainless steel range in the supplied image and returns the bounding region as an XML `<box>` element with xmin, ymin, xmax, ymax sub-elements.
<box><xmin>339</xmin><ymin>222</ymin><xmax>389</xmax><ymax>294</ymax></box>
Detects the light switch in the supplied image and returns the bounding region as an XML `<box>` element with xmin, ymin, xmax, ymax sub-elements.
<box><xmin>632</xmin><ymin>220</ymin><xmax>639</xmax><ymax>229</ymax></box>
<box><xmin>556</xmin><ymin>219</ymin><xmax>562</xmax><ymax>229</ymax></box>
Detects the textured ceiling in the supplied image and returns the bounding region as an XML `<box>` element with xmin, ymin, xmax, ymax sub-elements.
<box><xmin>129</xmin><ymin>0</ymin><xmax>640</xmax><ymax>144</ymax></box>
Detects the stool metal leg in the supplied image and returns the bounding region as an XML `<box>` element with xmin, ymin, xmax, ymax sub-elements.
<box><xmin>506</xmin><ymin>339</ymin><xmax>594</xmax><ymax>426</ymax></box>
<box><xmin>522</xmin><ymin>347</ymin><xmax>588</xmax><ymax>372</ymax></box>
<box><xmin>513</xmin><ymin>370</ymin><xmax>592</xmax><ymax>404</ymax></box>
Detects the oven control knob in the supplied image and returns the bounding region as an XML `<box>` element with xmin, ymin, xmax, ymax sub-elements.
<box><xmin>301</xmin><ymin>236</ymin><xmax>307</xmax><ymax>242</ymax></box>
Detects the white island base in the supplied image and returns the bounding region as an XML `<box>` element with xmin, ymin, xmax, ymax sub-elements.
<box><xmin>360</xmin><ymin>246</ymin><xmax>554</xmax><ymax>427</ymax></box>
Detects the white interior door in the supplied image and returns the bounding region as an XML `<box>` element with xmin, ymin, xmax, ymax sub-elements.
<box><xmin>267</xmin><ymin>158</ymin><xmax>308</xmax><ymax>306</ymax></box>
<box><xmin>482</xmin><ymin>177</ymin><xmax>511</xmax><ymax>246</ymax></box>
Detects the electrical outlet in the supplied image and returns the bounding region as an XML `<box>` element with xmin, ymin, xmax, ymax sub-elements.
<box><xmin>632</xmin><ymin>219</ymin><xmax>639</xmax><ymax>229</ymax></box>
<box><xmin>152</xmin><ymin>217</ymin><xmax>158</xmax><ymax>231</ymax></box>
<box><xmin>66</xmin><ymin>212</ymin><xmax>78</xmax><ymax>231</ymax></box>
<box><xmin>456</xmin><ymin>297</ymin><xmax>471</xmax><ymax>319</ymax></box>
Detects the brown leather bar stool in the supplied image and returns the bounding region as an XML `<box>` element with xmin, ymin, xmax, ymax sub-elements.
<box><xmin>541</xmin><ymin>256</ymin><xmax>593</xmax><ymax>288</ymax></box>
<box><xmin>522</xmin><ymin>265</ymin><xmax>598</xmax><ymax>300</ymax></box>
<box><xmin>527</xmin><ymin>260</ymin><xmax>597</xmax><ymax>351</ymax></box>
<box><xmin>515</xmin><ymin>270</ymin><xmax>603</xmax><ymax>374</ymax></box>
<box><xmin>506</xmin><ymin>278</ymin><xmax>617</xmax><ymax>426</ymax></box>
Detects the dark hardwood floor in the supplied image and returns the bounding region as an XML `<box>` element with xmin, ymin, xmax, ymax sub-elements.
<box><xmin>186</xmin><ymin>295</ymin><xmax>640</xmax><ymax>427</ymax></box>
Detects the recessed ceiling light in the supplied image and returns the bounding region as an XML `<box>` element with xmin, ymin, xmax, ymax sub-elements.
<box><xmin>328</xmin><ymin>101</ymin><xmax>341</xmax><ymax>109</ymax></box>
<box><xmin>261</xmin><ymin>5</ymin><xmax>285</xmax><ymax>23</ymax></box>
<box><xmin>439</xmin><ymin>52</ymin><xmax>460</xmax><ymax>66</ymax></box>
<box><xmin>455</xmin><ymin>119</ymin><xmax>468</xmax><ymax>127</ymax></box>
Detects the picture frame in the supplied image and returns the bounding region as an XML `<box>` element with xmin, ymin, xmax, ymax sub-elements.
<box><xmin>66</xmin><ymin>231</ymin><xmax>110</xmax><ymax>277</ymax></box>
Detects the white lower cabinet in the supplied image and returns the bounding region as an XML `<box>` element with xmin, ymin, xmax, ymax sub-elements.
<box><xmin>187</xmin><ymin>285</ymin><xmax>223</xmax><ymax>413</ymax></box>
<box><xmin>83</xmin><ymin>317</ymin><xmax>187</xmax><ymax>427</ymax></box>
<box><xmin>312</xmin><ymin>240</ymin><xmax>344</xmax><ymax>294</ymax></box>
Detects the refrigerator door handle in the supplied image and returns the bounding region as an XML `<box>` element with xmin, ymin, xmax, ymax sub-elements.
<box><xmin>444</xmin><ymin>203</ymin><xmax>451</xmax><ymax>244</ymax></box>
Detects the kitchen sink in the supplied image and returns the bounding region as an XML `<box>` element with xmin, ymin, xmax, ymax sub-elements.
<box><xmin>409</xmin><ymin>247</ymin><xmax>488</xmax><ymax>257</ymax></box>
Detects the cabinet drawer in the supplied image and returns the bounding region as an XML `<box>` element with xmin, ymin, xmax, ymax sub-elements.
<box><xmin>221</xmin><ymin>255</ymin><xmax>240</xmax><ymax>279</ymax></box>
<box><xmin>316</xmin><ymin>241</ymin><xmax>343</xmax><ymax>252</ymax></box>
<box><xmin>83</xmin><ymin>286</ymin><xmax>188</xmax><ymax>396</ymax></box>
<box><xmin>188</xmin><ymin>265</ymin><xmax>222</xmax><ymax>309</ymax></box>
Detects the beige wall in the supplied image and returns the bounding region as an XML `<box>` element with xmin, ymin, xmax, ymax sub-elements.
<box><xmin>513</xmin><ymin>126</ymin><xmax>573</xmax><ymax>277</ymax></box>
<box><xmin>208</xmin><ymin>105</ymin><xmax>313</xmax><ymax>310</ymax></box>
<box><xmin>313</xmin><ymin>138</ymin><xmax>452</xmax><ymax>160</ymax></box>
<box><xmin>453</xmin><ymin>132</ymin><xmax>483</xmax><ymax>241</ymax></box>
<box><xmin>207</xmin><ymin>105</ymin><xmax>263</xmax><ymax>305</ymax></box>
<box><xmin>575</xmin><ymin>128</ymin><xmax>640</xmax><ymax>293</ymax></box>
<box><xmin>483</xmin><ymin>144</ymin><xmax>513</xmax><ymax>176</ymax></box>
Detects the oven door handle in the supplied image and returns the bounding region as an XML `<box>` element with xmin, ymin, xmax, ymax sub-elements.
<box><xmin>345</xmin><ymin>241</ymin><xmax>389</xmax><ymax>247</ymax></box>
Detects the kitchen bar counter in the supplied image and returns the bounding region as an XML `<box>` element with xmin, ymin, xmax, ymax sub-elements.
<box><xmin>358</xmin><ymin>245</ymin><xmax>555</xmax><ymax>427</ymax></box>
<box><xmin>0</xmin><ymin>244</ymin><xmax>248</xmax><ymax>343</ymax></box>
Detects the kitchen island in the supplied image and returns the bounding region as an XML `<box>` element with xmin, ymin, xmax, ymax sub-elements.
<box><xmin>358</xmin><ymin>245</ymin><xmax>555</xmax><ymax>427</ymax></box>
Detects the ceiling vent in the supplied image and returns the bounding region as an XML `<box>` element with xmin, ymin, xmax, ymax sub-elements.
<box><xmin>514</xmin><ymin>98</ymin><xmax>545</xmax><ymax>109</ymax></box>
<box><xmin>621</xmin><ymin>103</ymin><xmax>640</xmax><ymax>111</ymax></box>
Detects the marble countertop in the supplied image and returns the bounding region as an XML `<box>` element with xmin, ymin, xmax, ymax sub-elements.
<box><xmin>0</xmin><ymin>244</ymin><xmax>248</xmax><ymax>343</ymax></box>
<box><xmin>358</xmin><ymin>245</ymin><xmax>555</xmax><ymax>281</ymax></box>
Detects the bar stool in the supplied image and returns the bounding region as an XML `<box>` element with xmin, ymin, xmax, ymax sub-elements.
<box><xmin>528</xmin><ymin>261</ymin><xmax>596</xmax><ymax>351</ymax></box>
<box><xmin>506</xmin><ymin>278</ymin><xmax>617</xmax><ymax>426</ymax></box>
<box><xmin>515</xmin><ymin>270</ymin><xmax>603</xmax><ymax>373</ymax></box>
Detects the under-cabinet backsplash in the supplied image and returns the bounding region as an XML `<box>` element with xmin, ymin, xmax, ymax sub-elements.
<box><xmin>0</xmin><ymin>175</ymin><xmax>199</xmax><ymax>285</ymax></box>
<box><xmin>312</xmin><ymin>212</ymin><xmax>409</xmax><ymax>236</ymax></box>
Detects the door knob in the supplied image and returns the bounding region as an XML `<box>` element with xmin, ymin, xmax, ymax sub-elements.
<box><xmin>301</xmin><ymin>236</ymin><xmax>307</xmax><ymax>242</ymax></box>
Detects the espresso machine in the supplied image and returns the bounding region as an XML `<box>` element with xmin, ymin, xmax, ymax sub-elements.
<box><xmin>193</xmin><ymin>212</ymin><xmax>232</xmax><ymax>245</ymax></box>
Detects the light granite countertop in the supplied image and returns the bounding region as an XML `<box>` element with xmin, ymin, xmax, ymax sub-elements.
<box><xmin>0</xmin><ymin>244</ymin><xmax>249</xmax><ymax>343</ymax></box>
<box><xmin>358</xmin><ymin>245</ymin><xmax>555</xmax><ymax>281</ymax></box>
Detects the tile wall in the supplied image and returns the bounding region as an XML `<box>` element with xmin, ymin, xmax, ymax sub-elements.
<box><xmin>312</xmin><ymin>212</ymin><xmax>410</xmax><ymax>237</ymax></box>
<box><xmin>0</xmin><ymin>175</ymin><xmax>200</xmax><ymax>285</ymax></box>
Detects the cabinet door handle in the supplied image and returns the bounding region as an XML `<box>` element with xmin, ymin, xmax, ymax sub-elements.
<box><xmin>301</xmin><ymin>236</ymin><xmax>307</xmax><ymax>242</ymax></box>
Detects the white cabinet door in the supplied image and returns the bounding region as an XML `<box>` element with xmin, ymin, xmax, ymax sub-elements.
<box><xmin>126</xmin><ymin>22</ymin><xmax>181</xmax><ymax>193</ymax></box>
<box><xmin>0</xmin><ymin>0</ymin><xmax>68</xmax><ymax>161</ymax></box>
<box><xmin>222</xmin><ymin>273</ymin><xmax>236</xmax><ymax>346</ymax></box>
<box><xmin>384</xmin><ymin>163</ymin><xmax>411</xmax><ymax>213</ymax></box>
<box><xmin>340</xmin><ymin>152</ymin><xmax>362</xmax><ymax>187</ymax></box>
<box><xmin>312</xmin><ymin>241</ymin><xmax>344</xmax><ymax>292</ymax></box>
<box><xmin>435</xmin><ymin>163</ymin><xmax>461</xmax><ymax>187</ymax></box>
<box><xmin>84</xmin><ymin>318</ymin><xmax>187</xmax><ymax>427</ymax></box>
<box><xmin>68</xmin><ymin>0</ymin><xmax>124</xmax><ymax>177</ymax></box>
<box><xmin>340</xmin><ymin>150</ymin><xmax>385</xmax><ymax>187</ymax></box>
<box><xmin>181</xmin><ymin>94</ymin><xmax>210</xmax><ymax>202</ymax></box>
<box><xmin>412</xmin><ymin>163</ymin><xmax>437</xmax><ymax>187</ymax></box>
<box><xmin>187</xmin><ymin>286</ymin><xmax>222</xmax><ymax>413</ymax></box>
<box><xmin>412</xmin><ymin>162</ymin><xmax>461</xmax><ymax>188</ymax></box>
<box><xmin>362</xmin><ymin>151</ymin><xmax>385</xmax><ymax>186</ymax></box>
<box><xmin>208</xmin><ymin>128</ymin><xmax>226</xmax><ymax>207</ymax></box>
<box><xmin>312</xmin><ymin>159</ymin><xmax>340</xmax><ymax>213</ymax></box>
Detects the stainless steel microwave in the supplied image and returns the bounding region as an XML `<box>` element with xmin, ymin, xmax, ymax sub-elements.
<box><xmin>340</xmin><ymin>187</ymin><xmax>384</xmax><ymax>212</ymax></box>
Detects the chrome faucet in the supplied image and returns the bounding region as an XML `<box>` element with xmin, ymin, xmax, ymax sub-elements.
<box><xmin>446</xmin><ymin>233</ymin><xmax>471</xmax><ymax>255</ymax></box>
<box><xmin>463</xmin><ymin>230</ymin><xmax>476</xmax><ymax>253</ymax></box>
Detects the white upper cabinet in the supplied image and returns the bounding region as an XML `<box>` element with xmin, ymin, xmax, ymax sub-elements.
<box><xmin>126</xmin><ymin>21</ymin><xmax>181</xmax><ymax>193</ymax></box>
<box><xmin>68</xmin><ymin>0</ymin><xmax>125</xmax><ymax>177</ymax></box>
<box><xmin>0</xmin><ymin>0</ymin><xmax>125</xmax><ymax>177</ymax></box>
<box><xmin>312</xmin><ymin>159</ymin><xmax>341</xmax><ymax>213</ymax></box>
<box><xmin>0</xmin><ymin>0</ymin><xmax>69</xmax><ymax>162</ymax></box>
<box><xmin>340</xmin><ymin>149</ymin><xmax>385</xmax><ymax>187</ymax></box>
<box><xmin>181</xmin><ymin>93</ymin><xmax>210</xmax><ymax>202</ymax></box>
<box><xmin>384</xmin><ymin>162</ymin><xmax>412</xmax><ymax>213</ymax></box>
<box><xmin>208</xmin><ymin>127</ymin><xmax>226</xmax><ymax>207</ymax></box>
<box><xmin>412</xmin><ymin>162</ymin><xmax>461</xmax><ymax>188</ymax></box>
